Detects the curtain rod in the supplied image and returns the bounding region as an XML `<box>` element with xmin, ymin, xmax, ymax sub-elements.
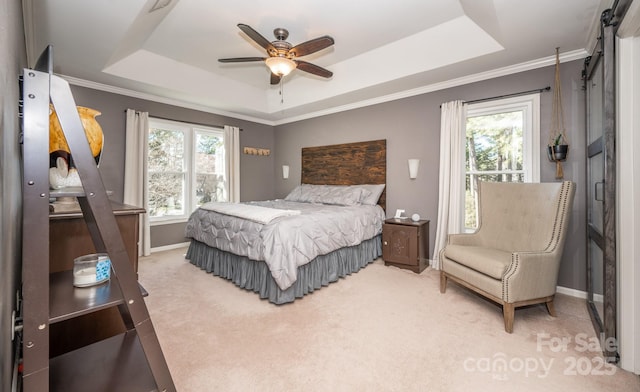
<box><xmin>440</xmin><ymin>86</ymin><xmax>551</xmax><ymax>108</ymax></box>
<box><xmin>465</xmin><ymin>86</ymin><xmax>550</xmax><ymax>105</ymax></box>
<box><xmin>125</xmin><ymin>110</ymin><xmax>243</xmax><ymax>131</ymax></box>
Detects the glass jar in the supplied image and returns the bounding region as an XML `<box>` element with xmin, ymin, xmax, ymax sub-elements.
<box><xmin>73</xmin><ymin>253</ymin><xmax>111</xmax><ymax>287</ymax></box>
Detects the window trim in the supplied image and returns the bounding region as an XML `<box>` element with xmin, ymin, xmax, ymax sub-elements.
<box><xmin>147</xmin><ymin>118</ymin><xmax>225</xmax><ymax>226</ymax></box>
<box><xmin>465</xmin><ymin>93</ymin><xmax>541</xmax><ymax>183</ymax></box>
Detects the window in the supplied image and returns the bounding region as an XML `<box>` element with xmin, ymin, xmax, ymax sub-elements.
<box><xmin>147</xmin><ymin>118</ymin><xmax>226</xmax><ymax>224</ymax></box>
<box><xmin>464</xmin><ymin>94</ymin><xmax>540</xmax><ymax>230</ymax></box>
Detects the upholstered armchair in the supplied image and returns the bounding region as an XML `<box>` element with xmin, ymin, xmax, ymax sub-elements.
<box><xmin>439</xmin><ymin>181</ymin><xmax>575</xmax><ymax>333</ymax></box>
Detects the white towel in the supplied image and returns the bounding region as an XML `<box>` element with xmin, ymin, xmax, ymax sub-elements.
<box><xmin>200</xmin><ymin>202</ymin><xmax>300</xmax><ymax>224</ymax></box>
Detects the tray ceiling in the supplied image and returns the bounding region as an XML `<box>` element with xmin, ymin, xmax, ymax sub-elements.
<box><xmin>23</xmin><ymin>0</ymin><xmax>609</xmax><ymax>124</ymax></box>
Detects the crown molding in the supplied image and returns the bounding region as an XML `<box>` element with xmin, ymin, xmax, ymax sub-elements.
<box><xmin>62</xmin><ymin>75</ymin><xmax>277</xmax><ymax>126</ymax></box>
<box><xmin>62</xmin><ymin>49</ymin><xmax>587</xmax><ymax>127</ymax></box>
<box><xmin>273</xmin><ymin>49</ymin><xmax>588</xmax><ymax>125</ymax></box>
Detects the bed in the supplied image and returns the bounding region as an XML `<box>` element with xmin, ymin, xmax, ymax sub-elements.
<box><xmin>184</xmin><ymin>139</ymin><xmax>387</xmax><ymax>304</ymax></box>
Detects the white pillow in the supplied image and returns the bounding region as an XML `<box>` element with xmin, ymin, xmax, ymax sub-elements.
<box><xmin>351</xmin><ymin>184</ymin><xmax>385</xmax><ymax>205</ymax></box>
<box><xmin>284</xmin><ymin>184</ymin><xmax>371</xmax><ymax>206</ymax></box>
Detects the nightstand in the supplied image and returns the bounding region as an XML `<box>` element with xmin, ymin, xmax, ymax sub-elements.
<box><xmin>382</xmin><ymin>218</ymin><xmax>430</xmax><ymax>273</ymax></box>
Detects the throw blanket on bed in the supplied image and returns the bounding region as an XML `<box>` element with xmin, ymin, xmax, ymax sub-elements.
<box><xmin>185</xmin><ymin>200</ymin><xmax>385</xmax><ymax>291</ymax></box>
<box><xmin>200</xmin><ymin>202</ymin><xmax>300</xmax><ymax>224</ymax></box>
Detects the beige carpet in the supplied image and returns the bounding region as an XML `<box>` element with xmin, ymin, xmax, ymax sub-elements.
<box><xmin>139</xmin><ymin>247</ymin><xmax>640</xmax><ymax>392</ymax></box>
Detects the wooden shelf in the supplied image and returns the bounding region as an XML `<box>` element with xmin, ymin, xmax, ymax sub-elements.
<box><xmin>49</xmin><ymin>188</ymin><xmax>114</xmax><ymax>199</ymax></box>
<box><xmin>49</xmin><ymin>271</ymin><xmax>124</xmax><ymax>324</ymax></box>
<box><xmin>49</xmin><ymin>201</ymin><xmax>145</xmax><ymax>220</ymax></box>
<box><xmin>49</xmin><ymin>330</ymin><xmax>157</xmax><ymax>392</ymax></box>
<box><xmin>49</xmin><ymin>271</ymin><xmax>148</xmax><ymax>324</ymax></box>
<box><xmin>49</xmin><ymin>187</ymin><xmax>85</xmax><ymax>198</ymax></box>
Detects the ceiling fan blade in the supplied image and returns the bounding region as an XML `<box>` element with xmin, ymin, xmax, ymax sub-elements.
<box><xmin>295</xmin><ymin>60</ymin><xmax>333</xmax><ymax>78</ymax></box>
<box><xmin>218</xmin><ymin>57</ymin><xmax>266</xmax><ymax>63</ymax></box>
<box><xmin>238</xmin><ymin>23</ymin><xmax>276</xmax><ymax>55</ymax></box>
<box><xmin>290</xmin><ymin>36</ymin><xmax>334</xmax><ymax>57</ymax></box>
<box><xmin>271</xmin><ymin>73</ymin><xmax>281</xmax><ymax>85</ymax></box>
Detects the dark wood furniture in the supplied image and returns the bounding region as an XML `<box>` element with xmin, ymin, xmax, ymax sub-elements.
<box><xmin>382</xmin><ymin>218</ymin><xmax>429</xmax><ymax>273</ymax></box>
<box><xmin>49</xmin><ymin>201</ymin><xmax>144</xmax><ymax>275</ymax></box>
<box><xmin>20</xmin><ymin>46</ymin><xmax>174</xmax><ymax>391</ymax></box>
<box><xmin>48</xmin><ymin>201</ymin><xmax>144</xmax><ymax>357</ymax></box>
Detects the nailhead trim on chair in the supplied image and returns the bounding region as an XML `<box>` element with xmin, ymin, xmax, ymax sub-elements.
<box><xmin>502</xmin><ymin>253</ymin><xmax>520</xmax><ymax>302</ymax></box>
<box><xmin>544</xmin><ymin>181</ymin><xmax>571</xmax><ymax>253</ymax></box>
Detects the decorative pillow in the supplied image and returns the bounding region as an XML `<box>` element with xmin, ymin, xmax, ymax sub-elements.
<box><xmin>284</xmin><ymin>184</ymin><xmax>371</xmax><ymax>206</ymax></box>
<box><xmin>284</xmin><ymin>184</ymin><xmax>322</xmax><ymax>202</ymax></box>
<box><xmin>284</xmin><ymin>184</ymin><xmax>305</xmax><ymax>202</ymax></box>
<box><xmin>351</xmin><ymin>184</ymin><xmax>385</xmax><ymax>205</ymax></box>
<box><xmin>320</xmin><ymin>185</ymin><xmax>370</xmax><ymax>206</ymax></box>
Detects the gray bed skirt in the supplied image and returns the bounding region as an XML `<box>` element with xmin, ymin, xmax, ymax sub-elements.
<box><xmin>185</xmin><ymin>235</ymin><xmax>382</xmax><ymax>304</ymax></box>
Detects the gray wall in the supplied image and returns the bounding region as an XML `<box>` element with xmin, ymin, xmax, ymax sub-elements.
<box><xmin>274</xmin><ymin>60</ymin><xmax>587</xmax><ymax>291</ymax></box>
<box><xmin>69</xmin><ymin>60</ymin><xmax>587</xmax><ymax>291</ymax></box>
<box><xmin>1</xmin><ymin>0</ymin><xmax>26</xmax><ymax>389</ymax></box>
<box><xmin>69</xmin><ymin>86</ymin><xmax>275</xmax><ymax>248</ymax></box>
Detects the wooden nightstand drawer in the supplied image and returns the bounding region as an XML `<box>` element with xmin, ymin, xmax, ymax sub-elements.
<box><xmin>382</xmin><ymin>218</ymin><xmax>429</xmax><ymax>273</ymax></box>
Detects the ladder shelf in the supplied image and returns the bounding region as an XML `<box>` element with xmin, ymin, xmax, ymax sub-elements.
<box><xmin>20</xmin><ymin>45</ymin><xmax>175</xmax><ymax>392</ymax></box>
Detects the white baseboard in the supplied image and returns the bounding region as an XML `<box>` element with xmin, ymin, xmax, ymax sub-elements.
<box><xmin>556</xmin><ymin>285</ymin><xmax>587</xmax><ymax>299</ymax></box>
<box><xmin>150</xmin><ymin>242</ymin><xmax>190</xmax><ymax>253</ymax></box>
<box><xmin>556</xmin><ymin>285</ymin><xmax>604</xmax><ymax>303</ymax></box>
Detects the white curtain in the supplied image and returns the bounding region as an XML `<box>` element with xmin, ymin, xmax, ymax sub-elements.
<box><xmin>432</xmin><ymin>100</ymin><xmax>465</xmax><ymax>269</ymax></box>
<box><xmin>123</xmin><ymin>109</ymin><xmax>151</xmax><ymax>256</ymax></box>
<box><xmin>224</xmin><ymin>125</ymin><xmax>241</xmax><ymax>203</ymax></box>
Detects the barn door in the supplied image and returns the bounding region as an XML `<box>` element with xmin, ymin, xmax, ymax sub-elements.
<box><xmin>584</xmin><ymin>13</ymin><xmax>617</xmax><ymax>363</ymax></box>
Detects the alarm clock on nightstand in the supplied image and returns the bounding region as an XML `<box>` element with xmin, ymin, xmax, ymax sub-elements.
<box><xmin>411</xmin><ymin>213</ymin><xmax>420</xmax><ymax>222</ymax></box>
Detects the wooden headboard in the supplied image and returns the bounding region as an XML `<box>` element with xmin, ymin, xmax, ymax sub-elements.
<box><xmin>301</xmin><ymin>139</ymin><xmax>387</xmax><ymax>210</ymax></box>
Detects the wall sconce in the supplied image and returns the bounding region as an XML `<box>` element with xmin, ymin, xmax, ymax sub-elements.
<box><xmin>282</xmin><ymin>165</ymin><xmax>290</xmax><ymax>179</ymax></box>
<box><xmin>408</xmin><ymin>159</ymin><xmax>420</xmax><ymax>179</ymax></box>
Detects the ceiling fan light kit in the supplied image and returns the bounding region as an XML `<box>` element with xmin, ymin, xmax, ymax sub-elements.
<box><xmin>265</xmin><ymin>57</ymin><xmax>296</xmax><ymax>76</ymax></box>
<box><xmin>219</xmin><ymin>23</ymin><xmax>334</xmax><ymax>85</ymax></box>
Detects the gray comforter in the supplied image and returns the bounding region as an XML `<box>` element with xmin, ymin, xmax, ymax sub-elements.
<box><xmin>185</xmin><ymin>200</ymin><xmax>385</xmax><ymax>290</ymax></box>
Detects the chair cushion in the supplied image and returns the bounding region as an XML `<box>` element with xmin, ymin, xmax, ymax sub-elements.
<box><xmin>443</xmin><ymin>245</ymin><xmax>512</xmax><ymax>280</ymax></box>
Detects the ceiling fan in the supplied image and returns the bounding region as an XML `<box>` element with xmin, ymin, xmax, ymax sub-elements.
<box><xmin>219</xmin><ymin>23</ymin><xmax>335</xmax><ymax>85</ymax></box>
